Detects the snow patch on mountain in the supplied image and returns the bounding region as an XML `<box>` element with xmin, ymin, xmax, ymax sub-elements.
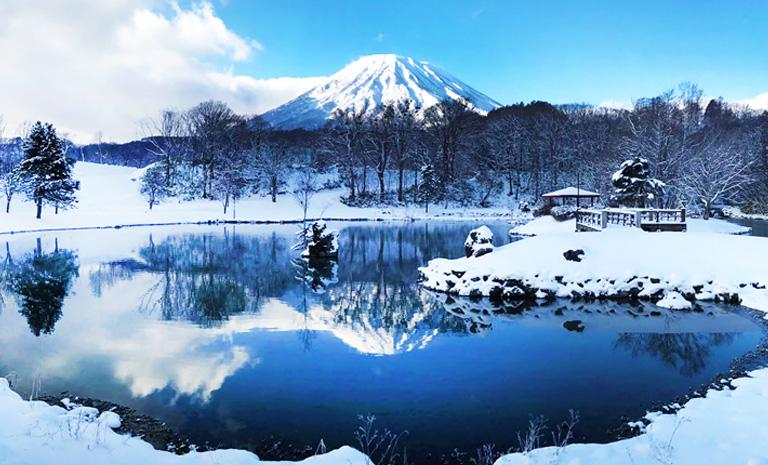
<box><xmin>261</xmin><ymin>54</ymin><xmax>501</xmax><ymax>129</ymax></box>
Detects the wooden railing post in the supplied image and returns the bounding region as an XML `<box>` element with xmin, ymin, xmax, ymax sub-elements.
<box><xmin>634</xmin><ymin>211</ymin><xmax>643</xmax><ymax>229</ymax></box>
<box><xmin>681</xmin><ymin>208</ymin><xmax>686</xmax><ymax>223</ymax></box>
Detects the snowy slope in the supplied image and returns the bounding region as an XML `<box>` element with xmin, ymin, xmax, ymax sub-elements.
<box><xmin>261</xmin><ymin>54</ymin><xmax>501</xmax><ymax>129</ymax></box>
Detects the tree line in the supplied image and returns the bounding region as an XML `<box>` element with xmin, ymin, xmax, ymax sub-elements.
<box><xmin>2</xmin><ymin>82</ymin><xmax>767</xmax><ymax>217</ymax></box>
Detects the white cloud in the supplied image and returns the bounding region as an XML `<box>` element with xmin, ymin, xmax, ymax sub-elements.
<box><xmin>375</xmin><ymin>32</ymin><xmax>385</xmax><ymax>43</ymax></box>
<box><xmin>597</xmin><ymin>99</ymin><xmax>633</xmax><ymax>111</ymax></box>
<box><xmin>0</xmin><ymin>1</ymin><xmax>324</xmax><ymax>143</ymax></box>
<box><xmin>736</xmin><ymin>92</ymin><xmax>768</xmax><ymax>111</ymax></box>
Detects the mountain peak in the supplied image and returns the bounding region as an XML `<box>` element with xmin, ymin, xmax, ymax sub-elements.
<box><xmin>261</xmin><ymin>55</ymin><xmax>500</xmax><ymax>129</ymax></box>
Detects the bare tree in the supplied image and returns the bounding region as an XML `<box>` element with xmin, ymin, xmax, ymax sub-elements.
<box><xmin>324</xmin><ymin>108</ymin><xmax>366</xmax><ymax>201</ymax></box>
<box><xmin>255</xmin><ymin>134</ymin><xmax>292</xmax><ymax>203</ymax></box>
<box><xmin>365</xmin><ymin>103</ymin><xmax>395</xmax><ymax>203</ymax></box>
<box><xmin>292</xmin><ymin>159</ymin><xmax>318</xmax><ymax>224</ymax></box>
<box><xmin>682</xmin><ymin>132</ymin><xmax>754</xmax><ymax>218</ymax></box>
<box><xmin>186</xmin><ymin>101</ymin><xmax>244</xmax><ymax>199</ymax></box>
<box><xmin>141</xmin><ymin>110</ymin><xmax>187</xmax><ymax>190</ymax></box>
<box><xmin>392</xmin><ymin>99</ymin><xmax>418</xmax><ymax>202</ymax></box>
<box><xmin>423</xmin><ymin>100</ymin><xmax>483</xmax><ymax>189</ymax></box>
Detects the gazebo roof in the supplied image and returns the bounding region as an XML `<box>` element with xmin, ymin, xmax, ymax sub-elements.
<box><xmin>542</xmin><ymin>187</ymin><xmax>600</xmax><ymax>198</ymax></box>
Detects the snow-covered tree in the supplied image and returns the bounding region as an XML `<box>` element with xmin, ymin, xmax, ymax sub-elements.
<box><xmin>292</xmin><ymin>163</ymin><xmax>318</xmax><ymax>224</ymax></box>
<box><xmin>255</xmin><ymin>137</ymin><xmax>291</xmax><ymax>203</ymax></box>
<box><xmin>17</xmin><ymin>122</ymin><xmax>79</xmax><ymax>219</ymax></box>
<box><xmin>0</xmin><ymin>119</ymin><xmax>24</xmax><ymax>213</ymax></box>
<box><xmin>417</xmin><ymin>163</ymin><xmax>439</xmax><ymax>212</ymax></box>
<box><xmin>682</xmin><ymin>135</ymin><xmax>753</xmax><ymax>219</ymax></box>
<box><xmin>140</xmin><ymin>164</ymin><xmax>167</xmax><ymax>210</ymax></box>
<box><xmin>611</xmin><ymin>157</ymin><xmax>665</xmax><ymax>208</ymax></box>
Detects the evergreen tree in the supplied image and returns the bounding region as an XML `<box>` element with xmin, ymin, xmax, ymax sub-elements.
<box><xmin>418</xmin><ymin>163</ymin><xmax>439</xmax><ymax>212</ymax></box>
<box><xmin>18</xmin><ymin>122</ymin><xmax>80</xmax><ymax>219</ymax></box>
<box><xmin>611</xmin><ymin>157</ymin><xmax>665</xmax><ymax>208</ymax></box>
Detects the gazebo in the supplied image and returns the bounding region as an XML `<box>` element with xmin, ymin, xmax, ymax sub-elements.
<box><xmin>542</xmin><ymin>187</ymin><xmax>600</xmax><ymax>207</ymax></box>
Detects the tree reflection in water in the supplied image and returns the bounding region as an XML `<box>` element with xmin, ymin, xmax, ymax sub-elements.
<box><xmin>614</xmin><ymin>332</ymin><xmax>735</xmax><ymax>377</ymax></box>
<box><xmin>89</xmin><ymin>229</ymin><xmax>294</xmax><ymax>327</ymax></box>
<box><xmin>2</xmin><ymin>239</ymin><xmax>78</xmax><ymax>336</ymax></box>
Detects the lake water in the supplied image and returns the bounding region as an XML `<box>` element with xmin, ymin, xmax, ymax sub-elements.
<box><xmin>0</xmin><ymin>221</ymin><xmax>763</xmax><ymax>462</ymax></box>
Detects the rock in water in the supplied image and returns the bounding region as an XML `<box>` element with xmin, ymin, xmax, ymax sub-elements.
<box><xmin>464</xmin><ymin>226</ymin><xmax>494</xmax><ymax>258</ymax></box>
<box><xmin>301</xmin><ymin>220</ymin><xmax>339</xmax><ymax>259</ymax></box>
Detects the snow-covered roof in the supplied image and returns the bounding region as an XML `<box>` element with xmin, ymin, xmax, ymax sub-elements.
<box><xmin>542</xmin><ymin>187</ymin><xmax>600</xmax><ymax>197</ymax></box>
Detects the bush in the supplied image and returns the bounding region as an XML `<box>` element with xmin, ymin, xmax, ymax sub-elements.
<box><xmin>550</xmin><ymin>205</ymin><xmax>577</xmax><ymax>221</ymax></box>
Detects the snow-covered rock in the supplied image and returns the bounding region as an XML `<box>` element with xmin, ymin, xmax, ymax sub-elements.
<box><xmin>656</xmin><ymin>291</ymin><xmax>693</xmax><ymax>310</ymax></box>
<box><xmin>261</xmin><ymin>54</ymin><xmax>501</xmax><ymax>129</ymax></box>
<box><xmin>464</xmin><ymin>225</ymin><xmax>494</xmax><ymax>258</ymax></box>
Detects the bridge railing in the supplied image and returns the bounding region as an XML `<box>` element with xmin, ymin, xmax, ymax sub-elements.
<box><xmin>576</xmin><ymin>208</ymin><xmax>686</xmax><ymax>232</ymax></box>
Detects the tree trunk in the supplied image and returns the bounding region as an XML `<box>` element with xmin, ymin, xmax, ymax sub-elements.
<box><xmin>5</xmin><ymin>195</ymin><xmax>10</xmax><ymax>214</ymax></box>
<box><xmin>35</xmin><ymin>199</ymin><xmax>42</xmax><ymax>219</ymax></box>
<box><xmin>271</xmin><ymin>176</ymin><xmax>277</xmax><ymax>203</ymax></box>
<box><xmin>378</xmin><ymin>169</ymin><xmax>385</xmax><ymax>203</ymax></box>
<box><xmin>397</xmin><ymin>166</ymin><xmax>405</xmax><ymax>203</ymax></box>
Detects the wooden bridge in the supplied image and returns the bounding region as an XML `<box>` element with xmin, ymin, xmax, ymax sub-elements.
<box><xmin>576</xmin><ymin>208</ymin><xmax>687</xmax><ymax>232</ymax></box>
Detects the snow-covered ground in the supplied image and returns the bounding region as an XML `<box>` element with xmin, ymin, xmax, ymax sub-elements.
<box><xmin>496</xmin><ymin>367</ymin><xmax>768</xmax><ymax>465</ymax></box>
<box><xmin>510</xmin><ymin>215</ymin><xmax>752</xmax><ymax>236</ymax></box>
<box><xmin>420</xmin><ymin>220</ymin><xmax>768</xmax><ymax>465</ymax></box>
<box><xmin>0</xmin><ymin>162</ymin><xmax>516</xmax><ymax>234</ymax></box>
<box><xmin>0</xmin><ymin>378</ymin><xmax>368</xmax><ymax>465</ymax></box>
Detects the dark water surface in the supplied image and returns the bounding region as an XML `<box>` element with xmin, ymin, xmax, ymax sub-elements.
<box><xmin>0</xmin><ymin>221</ymin><xmax>762</xmax><ymax>462</ymax></box>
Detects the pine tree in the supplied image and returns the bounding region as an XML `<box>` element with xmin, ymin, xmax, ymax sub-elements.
<box><xmin>611</xmin><ymin>157</ymin><xmax>665</xmax><ymax>208</ymax></box>
<box><xmin>418</xmin><ymin>163</ymin><xmax>439</xmax><ymax>212</ymax></box>
<box><xmin>18</xmin><ymin>122</ymin><xmax>80</xmax><ymax>219</ymax></box>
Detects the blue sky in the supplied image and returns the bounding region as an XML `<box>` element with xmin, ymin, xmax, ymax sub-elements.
<box><xmin>2</xmin><ymin>1</ymin><xmax>766</xmax><ymax>142</ymax></box>
<box><xmin>216</xmin><ymin>0</ymin><xmax>768</xmax><ymax>105</ymax></box>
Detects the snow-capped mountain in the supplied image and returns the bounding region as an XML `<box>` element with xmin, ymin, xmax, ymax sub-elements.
<box><xmin>261</xmin><ymin>54</ymin><xmax>501</xmax><ymax>130</ymax></box>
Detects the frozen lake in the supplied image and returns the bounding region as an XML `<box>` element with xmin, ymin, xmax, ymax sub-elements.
<box><xmin>0</xmin><ymin>221</ymin><xmax>763</xmax><ymax>462</ymax></box>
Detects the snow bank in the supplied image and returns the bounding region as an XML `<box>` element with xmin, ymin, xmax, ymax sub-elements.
<box><xmin>510</xmin><ymin>216</ymin><xmax>751</xmax><ymax>237</ymax></box>
<box><xmin>0</xmin><ymin>378</ymin><xmax>369</xmax><ymax>465</ymax></box>
<box><xmin>0</xmin><ymin>162</ymin><xmax>516</xmax><ymax>235</ymax></box>
<box><xmin>420</xmin><ymin>229</ymin><xmax>768</xmax><ymax>313</ymax></box>
<box><xmin>494</xmin><ymin>367</ymin><xmax>768</xmax><ymax>465</ymax></box>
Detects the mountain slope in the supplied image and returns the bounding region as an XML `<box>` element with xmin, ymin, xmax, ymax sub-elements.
<box><xmin>261</xmin><ymin>54</ymin><xmax>501</xmax><ymax>129</ymax></box>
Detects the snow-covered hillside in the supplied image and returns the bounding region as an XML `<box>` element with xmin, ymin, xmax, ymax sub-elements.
<box><xmin>261</xmin><ymin>54</ymin><xmax>501</xmax><ymax>129</ymax></box>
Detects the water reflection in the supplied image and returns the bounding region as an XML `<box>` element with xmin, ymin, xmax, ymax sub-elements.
<box><xmin>89</xmin><ymin>232</ymin><xmax>293</xmax><ymax>326</ymax></box>
<box><xmin>3</xmin><ymin>239</ymin><xmax>78</xmax><ymax>336</ymax></box>
<box><xmin>614</xmin><ymin>333</ymin><xmax>735</xmax><ymax>376</ymax></box>
<box><xmin>0</xmin><ymin>223</ymin><xmax>762</xmax><ymax>461</ymax></box>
